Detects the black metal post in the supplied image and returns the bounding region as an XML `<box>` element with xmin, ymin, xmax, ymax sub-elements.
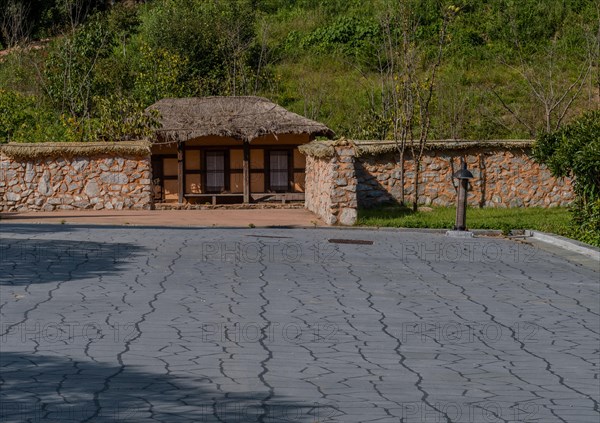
<box><xmin>455</xmin><ymin>178</ymin><xmax>468</xmax><ymax>230</ymax></box>
<box><xmin>454</xmin><ymin>159</ymin><xmax>470</xmax><ymax>231</ymax></box>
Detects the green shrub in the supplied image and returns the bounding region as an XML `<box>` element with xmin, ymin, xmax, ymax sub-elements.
<box><xmin>137</xmin><ymin>0</ymin><xmax>261</xmax><ymax>95</ymax></box>
<box><xmin>130</xmin><ymin>42</ymin><xmax>190</xmax><ymax>105</ymax></box>
<box><xmin>43</xmin><ymin>14</ymin><xmax>114</xmax><ymax>117</ymax></box>
<box><xmin>86</xmin><ymin>94</ymin><xmax>160</xmax><ymax>142</ymax></box>
<box><xmin>535</xmin><ymin>110</ymin><xmax>600</xmax><ymax>246</ymax></box>
<box><xmin>0</xmin><ymin>89</ymin><xmax>76</xmax><ymax>143</ymax></box>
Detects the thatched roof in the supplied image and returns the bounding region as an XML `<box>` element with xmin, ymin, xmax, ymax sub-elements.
<box><xmin>147</xmin><ymin>96</ymin><xmax>335</xmax><ymax>143</ymax></box>
<box><xmin>0</xmin><ymin>141</ymin><xmax>151</xmax><ymax>160</ymax></box>
<box><xmin>300</xmin><ymin>139</ymin><xmax>535</xmax><ymax>158</ymax></box>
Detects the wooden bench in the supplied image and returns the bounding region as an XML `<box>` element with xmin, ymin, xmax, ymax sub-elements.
<box><xmin>184</xmin><ymin>194</ymin><xmax>243</xmax><ymax>205</ymax></box>
<box><xmin>184</xmin><ymin>193</ymin><xmax>305</xmax><ymax>205</ymax></box>
<box><xmin>251</xmin><ymin>193</ymin><xmax>305</xmax><ymax>203</ymax></box>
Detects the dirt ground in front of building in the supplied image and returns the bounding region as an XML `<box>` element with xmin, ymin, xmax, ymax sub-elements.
<box><xmin>0</xmin><ymin>208</ymin><xmax>324</xmax><ymax>228</ymax></box>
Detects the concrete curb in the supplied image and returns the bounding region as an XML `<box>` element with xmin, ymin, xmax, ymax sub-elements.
<box><xmin>525</xmin><ymin>230</ymin><xmax>600</xmax><ymax>261</ymax></box>
<box><xmin>446</xmin><ymin>230</ymin><xmax>475</xmax><ymax>238</ymax></box>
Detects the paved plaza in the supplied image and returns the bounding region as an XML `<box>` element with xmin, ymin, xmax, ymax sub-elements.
<box><xmin>0</xmin><ymin>224</ymin><xmax>598</xmax><ymax>422</ymax></box>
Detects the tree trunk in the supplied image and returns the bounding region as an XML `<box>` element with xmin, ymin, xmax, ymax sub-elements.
<box><xmin>412</xmin><ymin>161</ymin><xmax>420</xmax><ymax>212</ymax></box>
<box><xmin>399</xmin><ymin>149</ymin><xmax>405</xmax><ymax>206</ymax></box>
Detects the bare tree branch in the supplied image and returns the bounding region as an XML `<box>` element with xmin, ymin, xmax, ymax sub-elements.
<box><xmin>491</xmin><ymin>87</ymin><xmax>536</xmax><ymax>137</ymax></box>
<box><xmin>1</xmin><ymin>0</ymin><xmax>30</xmax><ymax>48</ymax></box>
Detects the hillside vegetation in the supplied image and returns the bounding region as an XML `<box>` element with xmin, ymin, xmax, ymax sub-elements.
<box><xmin>0</xmin><ymin>0</ymin><xmax>598</xmax><ymax>142</ymax></box>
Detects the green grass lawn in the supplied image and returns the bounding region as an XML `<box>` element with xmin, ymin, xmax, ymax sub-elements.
<box><xmin>358</xmin><ymin>206</ymin><xmax>573</xmax><ymax>236</ymax></box>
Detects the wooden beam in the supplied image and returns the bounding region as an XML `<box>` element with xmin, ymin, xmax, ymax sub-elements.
<box><xmin>177</xmin><ymin>141</ymin><xmax>184</xmax><ymax>204</ymax></box>
<box><xmin>243</xmin><ymin>141</ymin><xmax>250</xmax><ymax>203</ymax></box>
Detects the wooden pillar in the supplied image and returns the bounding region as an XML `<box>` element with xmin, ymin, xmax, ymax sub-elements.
<box><xmin>243</xmin><ymin>141</ymin><xmax>250</xmax><ymax>204</ymax></box>
<box><xmin>177</xmin><ymin>141</ymin><xmax>184</xmax><ymax>204</ymax></box>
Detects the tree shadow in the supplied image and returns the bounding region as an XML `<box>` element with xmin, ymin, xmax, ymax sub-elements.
<box><xmin>0</xmin><ymin>223</ymin><xmax>92</xmax><ymax>235</ymax></box>
<box><xmin>0</xmin><ymin>237</ymin><xmax>144</xmax><ymax>286</ymax></box>
<box><xmin>355</xmin><ymin>160</ymin><xmax>401</xmax><ymax>209</ymax></box>
<box><xmin>357</xmin><ymin>204</ymin><xmax>415</xmax><ymax>221</ymax></box>
<box><xmin>0</xmin><ymin>352</ymin><xmax>338</xmax><ymax>422</ymax></box>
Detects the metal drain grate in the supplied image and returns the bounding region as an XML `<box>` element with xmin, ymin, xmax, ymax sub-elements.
<box><xmin>328</xmin><ymin>239</ymin><xmax>374</xmax><ymax>245</ymax></box>
<box><xmin>245</xmin><ymin>235</ymin><xmax>293</xmax><ymax>239</ymax></box>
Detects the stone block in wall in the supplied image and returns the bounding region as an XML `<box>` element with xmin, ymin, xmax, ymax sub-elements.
<box><xmin>24</xmin><ymin>163</ymin><xmax>35</xmax><ymax>182</ymax></box>
<box><xmin>6</xmin><ymin>192</ymin><xmax>20</xmax><ymax>201</ymax></box>
<box><xmin>323</xmin><ymin>213</ymin><xmax>337</xmax><ymax>225</ymax></box>
<box><xmin>339</xmin><ymin>208</ymin><xmax>357</xmax><ymax>225</ymax></box>
<box><xmin>38</xmin><ymin>171</ymin><xmax>53</xmax><ymax>196</ymax></box>
<box><xmin>72</xmin><ymin>201</ymin><xmax>91</xmax><ymax>209</ymax></box>
<box><xmin>100</xmin><ymin>172</ymin><xmax>128</xmax><ymax>185</ymax></box>
<box><xmin>85</xmin><ymin>181</ymin><xmax>100</xmax><ymax>197</ymax></box>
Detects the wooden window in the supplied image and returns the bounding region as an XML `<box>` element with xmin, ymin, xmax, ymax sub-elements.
<box><xmin>205</xmin><ymin>151</ymin><xmax>226</xmax><ymax>193</ymax></box>
<box><xmin>269</xmin><ymin>150</ymin><xmax>289</xmax><ymax>192</ymax></box>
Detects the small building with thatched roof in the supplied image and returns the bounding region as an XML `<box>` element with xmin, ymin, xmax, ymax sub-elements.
<box><xmin>147</xmin><ymin>96</ymin><xmax>335</xmax><ymax>204</ymax></box>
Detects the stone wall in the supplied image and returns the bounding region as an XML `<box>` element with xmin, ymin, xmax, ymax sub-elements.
<box><xmin>304</xmin><ymin>141</ymin><xmax>358</xmax><ymax>225</ymax></box>
<box><xmin>357</xmin><ymin>147</ymin><xmax>574</xmax><ymax>208</ymax></box>
<box><xmin>0</xmin><ymin>154</ymin><xmax>152</xmax><ymax>212</ymax></box>
<box><xmin>302</xmin><ymin>140</ymin><xmax>574</xmax><ymax>225</ymax></box>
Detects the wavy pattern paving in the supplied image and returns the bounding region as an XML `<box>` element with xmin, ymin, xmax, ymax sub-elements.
<box><xmin>0</xmin><ymin>225</ymin><xmax>598</xmax><ymax>422</ymax></box>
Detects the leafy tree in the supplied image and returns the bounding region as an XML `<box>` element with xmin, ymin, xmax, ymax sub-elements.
<box><xmin>0</xmin><ymin>89</ymin><xmax>159</xmax><ymax>143</ymax></box>
<box><xmin>0</xmin><ymin>0</ymin><xmax>112</xmax><ymax>46</ymax></box>
<box><xmin>0</xmin><ymin>89</ymin><xmax>77</xmax><ymax>142</ymax></box>
<box><xmin>0</xmin><ymin>89</ymin><xmax>37</xmax><ymax>141</ymax></box>
<box><xmin>131</xmin><ymin>42</ymin><xmax>189</xmax><ymax>105</ymax></box>
<box><xmin>137</xmin><ymin>0</ymin><xmax>261</xmax><ymax>96</ymax></box>
<box><xmin>86</xmin><ymin>94</ymin><xmax>160</xmax><ymax>141</ymax></box>
<box><xmin>42</xmin><ymin>13</ymin><xmax>114</xmax><ymax>117</ymax></box>
<box><xmin>535</xmin><ymin>110</ymin><xmax>600</xmax><ymax>246</ymax></box>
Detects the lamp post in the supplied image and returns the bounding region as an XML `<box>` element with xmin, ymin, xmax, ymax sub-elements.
<box><xmin>452</xmin><ymin>158</ymin><xmax>474</xmax><ymax>231</ymax></box>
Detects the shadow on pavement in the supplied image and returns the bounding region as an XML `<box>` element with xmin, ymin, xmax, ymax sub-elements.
<box><xmin>0</xmin><ymin>352</ymin><xmax>339</xmax><ymax>422</ymax></box>
<box><xmin>0</xmin><ymin>223</ymin><xmax>104</xmax><ymax>235</ymax></box>
<box><xmin>0</xmin><ymin>237</ymin><xmax>144</xmax><ymax>286</ymax></box>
